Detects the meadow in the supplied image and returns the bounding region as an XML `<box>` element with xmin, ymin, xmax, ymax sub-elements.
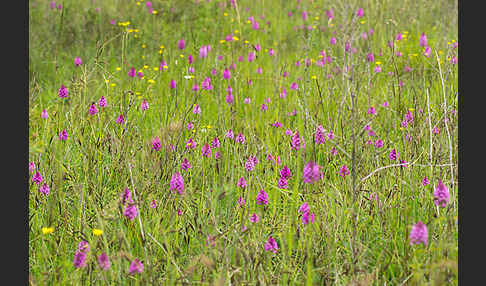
<box><xmin>29</xmin><ymin>0</ymin><xmax>458</xmax><ymax>284</ymax></box>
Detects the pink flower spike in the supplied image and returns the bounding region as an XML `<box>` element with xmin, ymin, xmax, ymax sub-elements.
<box><xmin>249</xmin><ymin>213</ymin><xmax>259</xmax><ymax>223</ymax></box>
<box><xmin>409</xmin><ymin>221</ymin><xmax>428</xmax><ymax>246</ymax></box>
<box><xmin>264</xmin><ymin>236</ymin><xmax>279</xmax><ymax>253</ymax></box>
<box><xmin>433</xmin><ymin>179</ymin><xmax>450</xmax><ymax>208</ymax></box>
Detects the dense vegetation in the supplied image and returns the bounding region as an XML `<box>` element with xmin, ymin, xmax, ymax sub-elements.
<box><xmin>29</xmin><ymin>0</ymin><xmax>458</xmax><ymax>284</ymax></box>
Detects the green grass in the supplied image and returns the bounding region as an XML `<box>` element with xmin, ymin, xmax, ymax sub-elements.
<box><xmin>29</xmin><ymin>0</ymin><xmax>457</xmax><ymax>284</ymax></box>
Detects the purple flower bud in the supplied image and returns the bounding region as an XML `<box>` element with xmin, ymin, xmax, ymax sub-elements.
<box><xmin>256</xmin><ymin>189</ymin><xmax>269</xmax><ymax>205</ymax></box>
<box><xmin>58</xmin><ymin>84</ymin><xmax>68</xmax><ymax>98</ymax></box>
<box><xmin>177</xmin><ymin>38</ymin><xmax>186</xmax><ymax>50</ymax></box>
<box><xmin>409</xmin><ymin>221</ymin><xmax>428</xmax><ymax>246</ymax></box>
<box><xmin>424</xmin><ymin>46</ymin><xmax>431</xmax><ymax>57</ymax></box>
<box><xmin>237</xmin><ymin>177</ymin><xmax>247</xmax><ymax>189</ymax></box>
<box><xmin>74</xmin><ymin>57</ymin><xmax>82</xmax><ymax>67</ymax></box>
<box><xmin>73</xmin><ymin>251</ymin><xmax>87</xmax><ymax>268</ymax></box>
<box><xmin>422</xmin><ymin>175</ymin><xmax>429</xmax><ymax>186</ymax></box>
<box><xmin>40</xmin><ymin>183</ymin><xmax>50</xmax><ymax>195</ymax></box>
<box><xmin>41</xmin><ymin>109</ymin><xmax>48</xmax><ymax>119</ymax></box>
<box><xmin>116</xmin><ymin>114</ymin><xmax>125</xmax><ymax>125</ymax></box>
<box><xmin>223</xmin><ymin>68</ymin><xmax>231</xmax><ymax>80</ymax></box>
<box><xmin>152</xmin><ymin>137</ymin><xmax>161</xmax><ymax>151</ymax></box>
<box><xmin>59</xmin><ymin>130</ymin><xmax>68</xmax><ymax>141</ymax></box>
<box><xmin>169</xmin><ymin>79</ymin><xmax>176</xmax><ymax>89</ymax></box>
<box><xmin>433</xmin><ymin>179</ymin><xmax>450</xmax><ymax>208</ymax></box>
<box><xmin>123</xmin><ymin>204</ymin><xmax>137</xmax><ymax>220</ymax></box>
<box><xmin>326</xmin><ymin>9</ymin><xmax>334</xmax><ymax>20</ymax></box>
<box><xmin>366</xmin><ymin>53</ymin><xmax>374</xmax><ymax>62</ymax></box>
<box><xmin>249</xmin><ymin>213</ymin><xmax>259</xmax><ymax>223</ymax></box>
<box><xmin>98</xmin><ymin>253</ymin><xmax>111</xmax><ymax>270</ymax></box>
<box><xmin>201</xmin><ymin>143</ymin><xmax>212</xmax><ymax>158</ymax></box>
<box><xmin>339</xmin><ymin>165</ymin><xmax>350</xmax><ymax>178</ymax></box>
<box><xmin>181</xmin><ymin>158</ymin><xmax>191</xmax><ymax>170</ymax></box>
<box><xmin>129</xmin><ymin>259</ymin><xmax>144</xmax><ymax>274</ymax></box>
<box><xmin>264</xmin><ymin>236</ymin><xmax>278</xmax><ymax>253</ymax></box>
<box><xmin>419</xmin><ymin>32</ymin><xmax>428</xmax><ymax>47</ymax></box>
<box><xmin>170</xmin><ymin>172</ymin><xmax>184</xmax><ymax>194</ymax></box>
<box><xmin>89</xmin><ymin>103</ymin><xmax>98</xmax><ymax>115</ymax></box>
<box><xmin>303</xmin><ymin>161</ymin><xmax>321</xmax><ymax>184</ymax></box>
<box><xmin>128</xmin><ymin>67</ymin><xmax>136</xmax><ymax>77</ymax></box>
<box><xmin>248</xmin><ymin>52</ymin><xmax>256</xmax><ymax>62</ymax></box>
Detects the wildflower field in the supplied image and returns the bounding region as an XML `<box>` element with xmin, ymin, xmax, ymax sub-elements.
<box><xmin>29</xmin><ymin>0</ymin><xmax>458</xmax><ymax>284</ymax></box>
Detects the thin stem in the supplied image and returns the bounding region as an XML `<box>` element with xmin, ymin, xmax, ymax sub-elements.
<box><xmin>435</xmin><ymin>50</ymin><xmax>455</xmax><ymax>210</ymax></box>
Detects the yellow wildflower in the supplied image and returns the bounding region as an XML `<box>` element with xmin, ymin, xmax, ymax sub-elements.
<box><xmin>42</xmin><ymin>227</ymin><xmax>54</xmax><ymax>235</ymax></box>
<box><xmin>93</xmin><ymin>229</ymin><xmax>103</xmax><ymax>236</ymax></box>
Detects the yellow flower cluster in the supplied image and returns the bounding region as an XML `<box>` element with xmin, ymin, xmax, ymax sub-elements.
<box><xmin>93</xmin><ymin>229</ymin><xmax>103</xmax><ymax>236</ymax></box>
<box><xmin>42</xmin><ymin>227</ymin><xmax>54</xmax><ymax>235</ymax></box>
<box><xmin>118</xmin><ymin>21</ymin><xmax>131</xmax><ymax>27</ymax></box>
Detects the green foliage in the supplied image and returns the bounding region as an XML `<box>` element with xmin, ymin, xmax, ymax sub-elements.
<box><xmin>29</xmin><ymin>0</ymin><xmax>457</xmax><ymax>284</ymax></box>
